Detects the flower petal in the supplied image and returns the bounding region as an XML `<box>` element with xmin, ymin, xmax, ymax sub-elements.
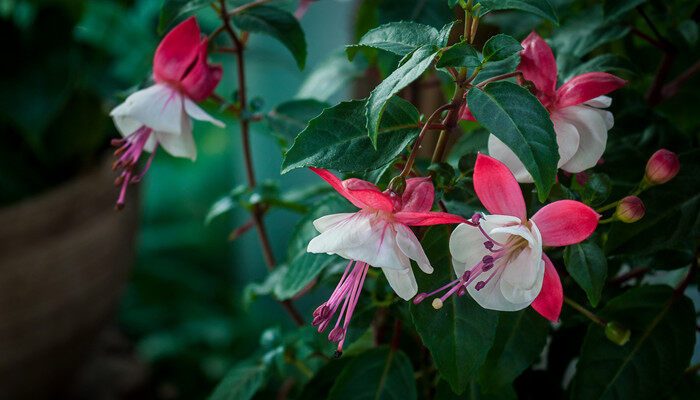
<box><xmin>557</xmin><ymin>106</ymin><xmax>609</xmax><ymax>173</ymax></box>
<box><xmin>530</xmin><ymin>200</ymin><xmax>600</xmax><ymax>247</ymax></box>
<box><xmin>473</xmin><ymin>153</ymin><xmax>526</xmax><ymax>220</ymax></box>
<box><xmin>382</xmin><ymin>267</ymin><xmax>418</xmax><ymax>300</ymax></box>
<box><xmin>312</xmin><ymin>213</ymin><xmax>357</xmax><ymax>231</ymax></box>
<box><xmin>155</xmin><ymin>118</ymin><xmax>196</xmax><ymax>160</ymax></box>
<box><xmin>487</xmin><ymin>135</ymin><xmax>533</xmax><ymax>183</ymax></box>
<box><xmin>467</xmin><ymin>264</ymin><xmax>531</xmax><ymax>312</ymax></box>
<box><xmin>393</xmin><ymin>211</ymin><xmax>466</xmax><ymax>226</ymax></box>
<box><xmin>401</xmin><ymin>177</ymin><xmax>434</xmax><ymax>213</ymax></box>
<box><xmin>180</xmin><ymin>39</ymin><xmax>223</xmax><ymax>102</ymax></box>
<box><xmin>394</xmin><ymin>224</ymin><xmax>432</xmax><ymax>273</ymax></box>
<box><xmin>551</xmin><ymin>113</ymin><xmax>580</xmax><ymax>167</ymax></box>
<box><xmin>530</xmin><ymin>254</ymin><xmax>563</xmax><ymax>322</ymax></box>
<box><xmin>153</xmin><ymin>16</ymin><xmax>201</xmax><ymax>85</ymax></box>
<box><xmin>449</xmin><ymin>215</ymin><xmax>521</xmax><ymax>274</ymax></box>
<box><xmin>340</xmin><ymin>219</ymin><xmax>408</xmax><ymax>269</ymax></box>
<box><xmin>499</xmin><ymin>250</ymin><xmax>545</xmax><ymax>305</ymax></box>
<box><xmin>584</xmin><ymin>95</ymin><xmax>612</xmax><ymax>108</ymax></box>
<box><xmin>307</xmin><ymin>212</ymin><xmax>371</xmax><ymax>254</ymax></box>
<box><xmin>184</xmin><ymin>97</ymin><xmax>225</xmax><ymax>127</ymax></box>
<box><xmin>518</xmin><ymin>31</ymin><xmax>557</xmax><ymax>95</ymax></box>
<box><xmin>110</xmin><ymin>84</ymin><xmax>186</xmax><ymax>136</ymax></box>
<box><xmin>555</xmin><ymin>72</ymin><xmax>627</xmax><ymax>109</ymax></box>
<box><xmin>309</xmin><ymin>168</ymin><xmax>366</xmax><ymax>209</ymax></box>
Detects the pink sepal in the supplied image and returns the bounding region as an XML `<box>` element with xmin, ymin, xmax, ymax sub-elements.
<box><xmin>473</xmin><ymin>154</ymin><xmax>527</xmax><ymax>221</ymax></box>
<box><xmin>393</xmin><ymin>212</ymin><xmax>467</xmax><ymax>226</ymax></box>
<box><xmin>180</xmin><ymin>39</ymin><xmax>223</xmax><ymax>101</ymax></box>
<box><xmin>518</xmin><ymin>31</ymin><xmax>558</xmax><ymax>96</ymax></box>
<box><xmin>310</xmin><ymin>168</ymin><xmax>393</xmax><ymax>213</ymax></box>
<box><xmin>153</xmin><ymin>17</ymin><xmax>201</xmax><ymax>86</ymax></box>
<box><xmin>401</xmin><ymin>177</ymin><xmax>435</xmax><ymax>213</ymax></box>
<box><xmin>531</xmin><ymin>254</ymin><xmax>563</xmax><ymax>322</ymax></box>
<box><xmin>530</xmin><ymin>200</ymin><xmax>600</xmax><ymax>247</ymax></box>
<box><xmin>555</xmin><ymin>72</ymin><xmax>627</xmax><ymax>109</ymax></box>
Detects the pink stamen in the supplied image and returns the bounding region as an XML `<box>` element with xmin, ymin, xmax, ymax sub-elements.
<box><xmin>111</xmin><ymin>126</ymin><xmax>157</xmax><ymax>210</ymax></box>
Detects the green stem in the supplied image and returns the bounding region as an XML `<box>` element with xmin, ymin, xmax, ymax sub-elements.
<box><xmin>596</xmin><ymin>201</ymin><xmax>620</xmax><ymax>213</ymax></box>
<box><xmin>598</xmin><ymin>216</ymin><xmax>617</xmax><ymax>224</ymax></box>
<box><xmin>564</xmin><ymin>296</ymin><xmax>606</xmax><ymax>326</ymax></box>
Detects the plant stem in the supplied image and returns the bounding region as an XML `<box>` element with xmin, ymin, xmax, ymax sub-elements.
<box><xmin>607</xmin><ymin>267</ymin><xmax>650</xmax><ymax>285</ymax></box>
<box><xmin>476</xmin><ymin>71</ymin><xmax>524</xmax><ymax>88</ymax></box>
<box><xmin>430</xmin><ymin>87</ymin><xmax>466</xmax><ymax>164</ymax></box>
<box><xmin>598</xmin><ymin>216</ymin><xmax>617</xmax><ymax>224</ymax></box>
<box><xmin>399</xmin><ymin>103</ymin><xmax>455</xmax><ymax>178</ymax></box>
<box><xmin>218</xmin><ymin>0</ymin><xmax>304</xmax><ymax>327</ymax></box>
<box><xmin>564</xmin><ymin>296</ymin><xmax>606</xmax><ymax>326</ymax></box>
<box><xmin>228</xmin><ymin>0</ymin><xmax>275</xmax><ymax>16</ymax></box>
<box><xmin>595</xmin><ymin>200</ymin><xmax>620</xmax><ymax>213</ymax></box>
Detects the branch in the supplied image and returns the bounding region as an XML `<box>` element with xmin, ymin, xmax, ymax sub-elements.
<box><xmin>228</xmin><ymin>0</ymin><xmax>275</xmax><ymax>16</ymax></box>
<box><xmin>476</xmin><ymin>71</ymin><xmax>524</xmax><ymax>88</ymax></box>
<box><xmin>660</xmin><ymin>60</ymin><xmax>700</xmax><ymax>102</ymax></box>
<box><xmin>399</xmin><ymin>103</ymin><xmax>456</xmax><ymax>178</ymax></box>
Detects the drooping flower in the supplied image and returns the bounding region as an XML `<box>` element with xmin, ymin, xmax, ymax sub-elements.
<box><xmin>109</xmin><ymin>17</ymin><xmax>224</xmax><ymax>209</ymax></box>
<box><xmin>307</xmin><ymin>168</ymin><xmax>466</xmax><ymax>354</ymax></box>
<box><xmin>416</xmin><ymin>154</ymin><xmax>600</xmax><ymax>321</ymax></box>
<box><xmin>461</xmin><ymin>32</ymin><xmax>627</xmax><ymax>182</ymax></box>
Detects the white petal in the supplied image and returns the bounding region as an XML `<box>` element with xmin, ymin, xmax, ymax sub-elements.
<box><xmin>500</xmin><ymin>256</ymin><xmax>545</xmax><ymax>305</ymax></box>
<box><xmin>602</xmin><ymin>110</ymin><xmax>614</xmax><ymax>130</ymax></box>
<box><xmin>382</xmin><ymin>267</ymin><xmax>418</xmax><ymax>300</ymax></box>
<box><xmin>184</xmin><ymin>98</ymin><xmax>225</xmax><ymax>128</ymax></box>
<box><xmin>110</xmin><ymin>84</ymin><xmax>186</xmax><ymax>136</ymax></box>
<box><xmin>449</xmin><ymin>215</ymin><xmax>521</xmax><ymax>275</ymax></box>
<box><xmin>307</xmin><ymin>212</ymin><xmax>371</xmax><ymax>254</ymax></box>
<box><xmin>341</xmin><ymin>217</ymin><xmax>407</xmax><ymax>270</ymax></box>
<box><xmin>583</xmin><ymin>95</ymin><xmax>611</xmax><ymax>108</ymax></box>
<box><xmin>395</xmin><ymin>224</ymin><xmax>432</xmax><ymax>273</ymax></box>
<box><xmin>551</xmin><ymin>113</ymin><xmax>580</xmax><ymax>167</ymax></box>
<box><xmin>558</xmin><ymin>105</ymin><xmax>609</xmax><ymax>173</ymax></box>
<box><xmin>155</xmin><ymin>129</ymin><xmax>197</xmax><ymax>161</ymax></box>
<box><xmin>467</xmin><ymin>264</ymin><xmax>528</xmax><ymax>312</ymax></box>
<box><xmin>488</xmin><ymin>135</ymin><xmax>533</xmax><ymax>183</ymax></box>
<box><xmin>312</xmin><ymin>213</ymin><xmax>357</xmax><ymax>232</ymax></box>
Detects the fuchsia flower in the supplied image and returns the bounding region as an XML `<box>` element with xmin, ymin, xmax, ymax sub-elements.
<box><xmin>461</xmin><ymin>32</ymin><xmax>627</xmax><ymax>182</ymax></box>
<box><xmin>109</xmin><ymin>17</ymin><xmax>224</xmax><ymax>209</ymax></box>
<box><xmin>418</xmin><ymin>154</ymin><xmax>599</xmax><ymax>321</ymax></box>
<box><xmin>307</xmin><ymin>168</ymin><xmax>465</xmax><ymax>354</ymax></box>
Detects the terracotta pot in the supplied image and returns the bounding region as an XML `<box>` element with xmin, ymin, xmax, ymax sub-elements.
<box><xmin>0</xmin><ymin>157</ymin><xmax>138</xmax><ymax>399</ymax></box>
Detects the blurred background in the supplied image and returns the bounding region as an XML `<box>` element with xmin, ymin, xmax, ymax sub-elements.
<box><xmin>0</xmin><ymin>0</ymin><xmax>356</xmax><ymax>398</ymax></box>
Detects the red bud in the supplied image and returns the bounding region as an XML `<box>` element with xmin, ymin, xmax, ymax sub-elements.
<box><xmin>644</xmin><ymin>149</ymin><xmax>679</xmax><ymax>186</ymax></box>
<box><xmin>616</xmin><ymin>196</ymin><xmax>645</xmax><ymax>223</ymax></box>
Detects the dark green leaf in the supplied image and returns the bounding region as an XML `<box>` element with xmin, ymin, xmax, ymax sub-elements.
<box><xmin>477</xmin><ymin>309</ymin><xmax>549</xmax><ymax>392</ymax></box>
<box><xmin>346</xmin><ymin>21</ymin><xmax>441</xmax><ymax>60</ymax></box>
<box><xmin>366</xmin><ymin>45</ymin><xmax>440</xmax><ymax>145</ymax></box>
<box><xmin>467</xmin><ymin>81</ymin><xmax>558</xmax><ymax>201</ymax></box>
<box><xmin>478</xmin><ymin>0</ymin><xmax>559</xmax><ymax>25</ymax></box>
<box><xmin>208</xmin><ymin>361</ymin><xmax>268</xmax><ymax>400</ymax></box>
<box><xmin>231</xmin><ymin>5</ymin><xmax>307</xmax><ymax>69</ymax></box>
<box><xmin>299</xmin><ymin>358</ymin><xmax>351</xmax><ymax>399</ymax></box>
<box><xmin>564</xmin><ymin>242</ymin><xmax>607</xmax><ymax>307</ymax></box>
<box><xmin>603</xmin><ymin>0</ymin><xmax>648</xmax><ymax>21</ymax></box>
<box><xmin>282</xmin><ymin>97</ymin><xmax>421</xmax><ymax>173</ymax></box>
<box><xmin>580</xmin><ymin>173</ymin><xmax>611</xmax><ymax>207</ymax></box>
<box><xmin>435</xmin><ymin>378</ymin><xmax>516</xmax><ymax>400</ymax></box>
<box><xmin>571</xmin><ymin>285</ymin><xmax>696</xmax><ymax>400</ymax></box>
<box><xmin>328</xmin><ymin>347</ymin><xmax>417</xmax><ymax>400</ymax></box>
<box><xmin>158</xmin><ymin>0</ymin><xmax>209</xmax><ymax>34</ymax></box>
<box><xmin>296</xmin><ymin>50</ymin><xmax>367</xmax><ymax>101</ymax></box>
<box><xmin>605</xmin><ymin>149</ymin><xmax>700</xmax><ymax>255</ymax></box>
<box><xmin>438</xmin><ymin>21</ymin><xmax>458</xmax><ymax>46</ymax></box>
<box><xmin>264</xmin><ymin>99</ymin><xmax>330</xmax><ymax>150</ymax></box>
<box><xmin>482</xmin><ymin>34</ymin><xmax>523</xmax><ymax>62</ymax></box>
<box><xmin>550</xmin><ymin>7</ymin><xmax>629</xmax><ymax>58</ymax></box>
<box><xmin>436</xmin><ymin>41</ymin><xmax>480</xmax><ymax>68</ymax></box>
<box><xmin>472</xmin><ymin>53</ymin><xmax>521</xmax><ymax>85</ymax></box>
<box><xmin>446</xmin><ymin>0</ymin><xmax>461</xmax><ymax>8</ymax></box>
<box><xmin>410</xmin><ymin>227</ymin><xmax>499</xmax><ymax>394</ymax></box>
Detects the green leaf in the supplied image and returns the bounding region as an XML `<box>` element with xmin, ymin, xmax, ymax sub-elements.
<box><xmin>296</xmin><ymin>50</ymin><xmax>367</xmax><ymax>101</ymax></box>
<box><xmin>550</xmin><ymin>7</ymin><xmax>629</xmax><ymax>58</ymax></box>
<box><xmin>571</xmin><ymin>285</ymin><xmax>696</xmax><ymax>400</ymax></box>
<box><xmin>477</xmin><ymin>309</ymin><xmax>549</xmax><ymax>392</ymax></box>
<box><xmin>158</xmin><ymin>0</ymin><xmax>209</xmax><ymax>34</ymax></box>
<box><xmin>563</xmin><ymin>242</ymin><xmax>608</xmax><ymax>307</ymax></box>
<box><xmin>328</xmin><ymin>347</ymin><xmax>417</xmax><ymax>400</ymax></box>
<box><xmin>580</xmin><ymin>173</ymin><xmax>611</xmax><ymax>207</ymax></box>
<box><xmin>366</xmin><ymin>45</ymin><xmax>440</xmax><ymax>146</ymax></box>
<box><xmin>264</xmin><ymin>99</ymin><xmax>330</xmax><ymax>150</ymax></box>
<box><xmin>436</xmin><ymin>41</ymin><xmax>480</xmax><ymax>68</ymax></box>
<box><xmin>435</xmin><ymin>378</ymin><xmax>516</xmax><ymax>400</ymax></box>
<box><xmin>299</xmin><ymin>357</ymin><xmax>351</xmax><ymax>399</ymax></box>
<box><xmin>482</xmin><ymin>34</ymin><xmax>523</xmax><ymax>62</ymax></box>
<box><xmin>346</xmin><ymin>21</ymin><xmax>441</xmax><ymax>60</ymax></box>
<box><xmin>466</xmin><ymin>81</ymin><xmax>558</xmax><ymax>201</ymax></box>
<box><xmin>208</xmin><ymin>361</ymin><xmax>268</xmax><ymax>400</ymax></box>
<box><xmin>231</xmin><ymin>5</ymin><xmax>307</xmax><ymax>69</ymax></box>
<box><xmin>282</xmin><ymin>97</ymin><xmax>421</xmax><ymax>173</ymax></box>
<box><xmin>446</xmin><ymin>0</ymin><xmax>461</xmax><ymax>8</ymax></box>
<box><xmin>438</xmin><ymin>21</ymin><xmax>458</xmax><ymax>46</ymax></box>
<box><xmin>472</xmin><ymin>53</ymin><xmax>521</xmax><ymax>85</ymax></box>
<box><xmin>478</xmin><ymin>0</ymin><xmax>559</xmax><ymax>25</ymax></box>
<box><xmin>410</xmin><ymin>227</ymin><xmax>499</xmax><ymax>394</ymax></box>
<box><xmin>603</xmin><ymin>0</ymin><xmax>648</xmax><ymax>21</ymax></box>
<box><xmin>605</xmin><ymin>149</ymin><xmax>700</xmax><ymax>255</ymax></box>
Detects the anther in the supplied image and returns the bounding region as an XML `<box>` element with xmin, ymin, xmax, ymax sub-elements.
<box><xmin>462</xmin><ymin>270</ymin><xmax>471</xmax><ymax>281</ymax></box>
<box><xmin>432</xmin><ymin>298</ymin><xmax>443</xmax><ymax>309</ymax></box>
<box><xmin>328</xmin><ymin>327</ymin><xmax>345</xmax><ymax>343</ymax></box>
<box><xmin>482</xmin><ymin>263</ymin><xmax>493</xmax><ymax>271</ymax></box>
<box><xmin>482</xmin><ymin>255</ymin><xmax>493</xmax><ymax>264</ymax></box>
<box><xmin>484</xmin><ymin>241</ymin><xmax>494</xmax><ymax>250</ymax></box>
<box><xmin>457</xmin><ymin>286</ymin><xmax>466</xmax><ymax>297</ymax></box>
<box><xmin>475</xmin><ymin>281</ymin><xmax>486</xmax><ymax>291</ymax></box>
<box><xmin>471</xmin><ymin>213</ymin><xmax>482</xmax><ymax>224</ymax></box>
<box><xmin>413</xmin><ymin>293</ymin><xmax>428</xmax><ymax>304</ymax></box>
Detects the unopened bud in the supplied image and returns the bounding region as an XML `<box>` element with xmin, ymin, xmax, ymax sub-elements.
<box><xmin>605</xmin><ymin>321</ymin><xmax>631</xmax><ymax>346</ymax></box>
<box><xmin>644</xmin><ymin>149</ymin><xmax>679</xmax><ymax>186</ymax></box>
<box><xmin>616</xmin><ymin>196</ymin><xmax>645</xmax><ymax>223</ymax></box>
<box><xmin>388</xmin><ymin>176</ymin><xmax>407</xmax><ymax>195</ymax></box>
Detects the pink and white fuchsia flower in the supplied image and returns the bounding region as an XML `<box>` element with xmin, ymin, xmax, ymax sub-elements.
<box><xmin>109</xmin><ymin>17</ymin><xmax>224</xmax><ymax>209</ymax></box>
<box><xmin>307</xmin><ymin>168</ymin><xmax>465</xmax><ymax>354</ymax></box>
<box><xmin>461</xmin><ymin>32</ymin><xmax>627</xmax><ymax>182</ymax></box>
<box><xmin>417</xmin><ymin>154</ymin><xmax>599</xmax><ymax>321</ymax></box>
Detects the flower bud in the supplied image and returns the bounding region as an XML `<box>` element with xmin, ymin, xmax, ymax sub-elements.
<box><xmin>387</xmin><ymin>176</ymin><xmax>407</xmax><ymax>195</ymax></box>
<box><xmin>605</xmin><ymin>321</ymin><xmax>631</xmax><ymax>346</ymax></box>
<box><xmin>644</xmin><ymin>149</ymin><xmax>679</xmax><ymax>186</ymax></box>
<box><xmin>616</xmin><ymin>196</ymin><xmax>645</xmax><ymax>223</ymax></box>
